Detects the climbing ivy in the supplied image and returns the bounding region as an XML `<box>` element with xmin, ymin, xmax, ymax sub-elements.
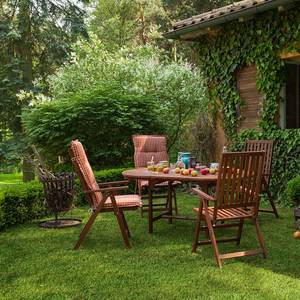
<box><xmin>195</xmin><ymin>7</ymin><xmax>300</xmax><ymax>201</ymax></box>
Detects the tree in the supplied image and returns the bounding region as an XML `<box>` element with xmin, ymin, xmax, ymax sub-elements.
<box><xmin>90</xmin><ymin>0</ymin><xmax>166</xmax><ymax>50</ymax></box>
<box><xmin>0</xmin><ymin>0</ymin><xmax>89</xmax><ymax>181</ymax></box>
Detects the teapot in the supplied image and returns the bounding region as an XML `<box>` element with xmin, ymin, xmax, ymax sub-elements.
<box><xmin>177</xmin><ymin>152</ymin><xmax>191</xmax><ymax>168</ymax></box>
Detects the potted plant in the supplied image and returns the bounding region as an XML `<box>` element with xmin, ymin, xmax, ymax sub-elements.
<box><xmin>285</xmin><ymin>176</ymin><xmax>300</xmax><ymax>230</ymax></box>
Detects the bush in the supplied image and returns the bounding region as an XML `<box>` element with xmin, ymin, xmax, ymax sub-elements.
<box><xmin>284</xmin><ymin>176</ymin><xmax>300</xmax><ymax>207</ymax></box>
<box><xmin>26</xmin><ymin>41</ymin><xmax>207</xmax><ymax>166</ymax></box>
<box><xmin>22</xmin><ymin>89</ymin><xmax>163</xmax><ymax>168</ymax></box>
<box><xmin>0</xmin><ymin>167</ymin><xmax>135</xmax><ymax>229</ymax></box>
<box><xmin>0</xmin><ymin>182</ymin><xmax>46</xmax><ymax>230</ymax></box>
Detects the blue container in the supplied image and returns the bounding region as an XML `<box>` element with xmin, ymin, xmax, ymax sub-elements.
<box><xmin>178</xmin><ymin>152</ymin><xmax>191</xmax><ymax>168</ymax></box>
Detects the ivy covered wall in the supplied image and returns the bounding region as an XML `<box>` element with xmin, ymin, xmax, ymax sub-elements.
<box><xmin>195</xmin><ymin>7</ymin><xmax>300</xmax><ymax>202</ymax></box>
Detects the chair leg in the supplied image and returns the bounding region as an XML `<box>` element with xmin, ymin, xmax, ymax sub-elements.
<box><xmin>253</xmin><ymin>217</ymin><xmax>267</xmax><ymax>258</ymax></box>
<box><xmin>264</xmin><ymin>182</ymin><xmax>279</xmax><ymax>218</ymax></box>
<box><xmin>115</xmin><ymin>210</ymin><xmax>131</xmax><ymax>248</ymax></box>
<box><xmin>206</xmin><ymin>216</ymin><xmax>222</xmax><ymax>268</ymax></box>
<box><xmin>236</xmin><ymin>219</ymin><xmax>244</xmax><ymax>245</ymax></box>
<box><xmin>192</xmin><ymin>212</ymin><xmax>202</xmax><ymax>253</ymax></box>
<box><xmin>74</xmin><ymin>210</ymin><xmax>99</xmax><ymax>250</ymax></box>
<box><xmin>173</xmin><ymin>188</ymin><xmax>178</xmax><ymax>215</ymax></box>
<box><xmin>120</xmin><ymin>210</ymin><xmax>131</xmax><ymax>238</ymax></box>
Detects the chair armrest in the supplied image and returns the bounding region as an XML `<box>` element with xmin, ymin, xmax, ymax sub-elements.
<box><xmin>97</xmin><ymin>180</ymin><xmax>130</xmax><ymax>187</ymax></box>
<box><xmin>84</xmin><ymin>186</ymin><xmax>129</xmax><ymax>194</ymax></box>
<box><xmin>192</xmin><ymin>188</ymin><xmax>215</xmax><ymax>202</ymax></box>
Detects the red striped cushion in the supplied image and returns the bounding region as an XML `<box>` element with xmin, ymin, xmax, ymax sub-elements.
<box><xmin>105</xmin><ymin>195</ymin><xmax>142</xmax><ymax>208</ymax></box>
<box><xmin>132</xmin><ymin>135</ymin><xmax>169</xmax><ymax>167</ymax></box>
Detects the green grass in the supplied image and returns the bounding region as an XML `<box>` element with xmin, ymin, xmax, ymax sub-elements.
<box><xmin>0</xmin><ymin>192</ymin><xmax>300</xmax><ymax>299</ymax></box>
<box><xmin>0</xmin><ymin>173</ymin><xmax>23</xmax><ymax>185</ymax></box>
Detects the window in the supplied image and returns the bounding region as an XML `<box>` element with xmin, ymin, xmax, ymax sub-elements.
<box><xmin>280</xmin><ymin>63</ymin><xmax>300</xmax><ymax>129</ymax></box>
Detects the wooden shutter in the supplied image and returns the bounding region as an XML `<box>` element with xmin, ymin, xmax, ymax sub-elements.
<box><xmin>236</xmin><ymin>65</ymin><xmax>263</xmax><ymax>130</ymax></box>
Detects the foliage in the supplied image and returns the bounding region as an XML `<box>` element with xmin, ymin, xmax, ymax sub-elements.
<box><xmin>22</xmin><ymin>87</ymin><xmax>163</xmax><ymax>167</ymax></box>
<box><xmin>24</xmin><ymin>39</ymin><xmax>206</xmax><ymax>166</ymax></box>
<box><xmin>196</xmin><ymin>7</ymin><xmax>300</xmax><ymax>198</ymax></box>
<box><xmin>0</xmin><ymin>167</ymin><xmax>133</xmax><ymax>228</ymax></box>
<box><xmin>284</xmin><ymin>176</ymin><xmax>300</xmax><ymax>207</ymax></box>
<box><xmin>90</xmin><ymin>0</ymin><xmax>165</xmax><ymax>50</ymax></box>
<box><xmin>232</xmin><ymin>129</ymin><xmax>300</xmax><ymax>201</ymax></box>
<box><xmin>0</xmin><ymin>0</ymin><xmax>89</xmax><ymax>133</ymax></box>
<box><xmin>0</xmin><ymin>0</ymin><xmax>89</xmax><ymax>180</ymax></box>
<box><xmin>0</xmin><ymin>181</ymin><xmax>45</xmax><ymax>229</ymax></box>
<box><xmin>1</xmin><ymin>195</ymin><xmax>300</xmax><ymax>299</ymax></box>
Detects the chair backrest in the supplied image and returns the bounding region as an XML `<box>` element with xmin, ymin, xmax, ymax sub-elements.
<box><xmin>132</xmin><ymin>135</ymin><xmax>169</xmax><ymax>167</ymax></box>
<box><xmin>69</xmin><ymin>140</ymin><xmax>102</xmax><ymax>208</ymax></box>
<box><xmin>213</xmin><ymin>151</ymin><xmax>265</xmax><ymax>220</ymax></box>
<box><xmin>245</xmin><ymin>139</ymin><xmax>274</xmax><ymax>184</ymax></box>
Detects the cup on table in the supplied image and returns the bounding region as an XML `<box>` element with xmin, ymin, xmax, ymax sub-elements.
<box><xmin>210</xmin><ymin>163</ymin><xmax>219</xmax><ymax>170</ymax></box>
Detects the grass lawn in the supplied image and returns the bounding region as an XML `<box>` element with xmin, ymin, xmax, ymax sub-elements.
<box><xmin>0</xmin><ymin>173</ymin><xmax>23</xmax><ymax>185</ymax></box>
<box><xmin>0</xmin><ymin>192</ymin><xmax>299</xmax><ymax>299</ymax></box>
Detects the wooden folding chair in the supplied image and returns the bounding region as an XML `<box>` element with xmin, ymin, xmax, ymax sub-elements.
<box><xmin>69</xmin><ymin>140</ymin><xmax>142</xmax><ymax>249</ymax></box>
<box><xmin>132</xmin><ymin>135</ymin><xmax>179</xmax><ymax>216</ymax></box>
<box><xmin>245</xmin><ymin>140</ymin><xmax>279</xmax><ymax>217</ymax></box>
<box><xmin>192</xmin><ymin>151</ymin><xmax>267</xmax><ymax>268</ymax></box>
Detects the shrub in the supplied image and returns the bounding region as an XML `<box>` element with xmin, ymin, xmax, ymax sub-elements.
<box><xmin>0</xmin><ymin>167</ymin><xmax>135</xmax><ymax>229</ymax></box>
<box><xmin>28</xmin><ymin>40</ymin><xmax>207</xmax><ymax>166</ymax></box>
<box><xmin>284</xmin><ymin>176</ymin><xmax>300</xmax><ymax>207</ymax></box>
<box><xmin>22</xmin><ymin>89</ymin><xmax>163</xmax><ymax>168</ymax></box>
<box><xmin>0</xmin><ymin>182</ymin><xmax>46</xmax><ymax>230</ymax></box>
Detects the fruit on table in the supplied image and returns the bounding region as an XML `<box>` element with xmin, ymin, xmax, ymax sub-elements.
<box><xmin>293</xmin><ymin>231</ymin><xmax>300</xmax><ymax>239</ymax></box>
<box><xmin>163</xmin><ymin>167</ymin><xmax>170</xmax><ymax>174</ymax></box>
<box><xmin>157</xmin><ymin>166</ymin><xmax>164</xmax><ymax>172</ymax></box>
<box><xmin>175</xmin><ymin>167</ymin><xmax>181</xmax><ymax>174</ymax></box>
<box><xmin>209</xmin><ymin>168</ymin><xmax>216</xmax><ymax>174</ymax></box>
<box><xmin>191</xmin><ymin>170</ymin><xmax>198</xmax><ymax>177</ymax></box>
<box><xmin>147</xmin><ymin>165</ymin><xmax>154</xmax><ymax>171</ymax></box>
<box><xmin>200</xmin><ymin>168</ymin><xmax>208</xmax><ymax>175</ymax></box>
<box><xmin>182</xmin><ymin>169</ymin><xmax>189</xmax><ymax>175</ymax></box>
<box><xmin>188</xmin><ymin>168</ymin><xmax>194</xmax><ymax>174</ymax></box>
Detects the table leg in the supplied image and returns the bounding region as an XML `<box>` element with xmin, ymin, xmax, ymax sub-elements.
<box><xmin>148</xmin><ymin>181</ymin><xmax>153</xmax><ymax>233</ymax></box>
<box><xmin>168</xmin><ymin>180</ymin><xmax>173</xmax><ymax>224</ymax></box>
<box><xmin>201</xmin><ymin>182</ymin><xmax>208</xmax><ymax>194</ymax></box>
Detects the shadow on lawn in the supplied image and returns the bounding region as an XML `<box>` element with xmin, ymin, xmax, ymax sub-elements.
<box><xmin>1</xmin><ymin>204</ymin><xmax>299</xmax><ymax>282</ymax></box>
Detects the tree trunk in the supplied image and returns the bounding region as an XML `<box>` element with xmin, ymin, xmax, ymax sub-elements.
<box><xmin>22</xmin><ymin>155</ymin><xmax>35</xmax><ymax>182</ymax></box>
<box><xmin>18</xmin><ymin>0</ymin><xmax>35</xmax><ymax>182</ymax></box>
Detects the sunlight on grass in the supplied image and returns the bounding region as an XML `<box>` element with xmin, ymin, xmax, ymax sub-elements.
<box><xmin>0</xmin><ymin>173</ymin><xmax>23</xmax><ymax>185</ymax></box>
<box><xmin>0</xmin><ymin>192</ymin><xmax>299</xmax><ymax>299</ymax></box>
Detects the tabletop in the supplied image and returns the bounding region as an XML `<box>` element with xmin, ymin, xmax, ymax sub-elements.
<box><xmin>122</xmin><ymin>168</ymin><xmax>218</xmax><ymax>183</ymax></box>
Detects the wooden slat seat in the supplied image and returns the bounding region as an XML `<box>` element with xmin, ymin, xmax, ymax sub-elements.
<box><xmin>193</xmin><ymin>207</ymin><xmax>253</xmax><ymax>220</ymax></box>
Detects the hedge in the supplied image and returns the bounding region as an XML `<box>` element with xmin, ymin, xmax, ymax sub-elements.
<box><xmin>284</xmin><ymin>176</ymin><xmax>300</xmax><ymax>207</ymax></box>
<box><xmin>0</xmin><ymin>167</ymin><xmax>133</xmax><ymax>229</ymax></box>
<box><xmin>0</xmin><ymin>182</ymin><xmax>45</xmax><ymax>230</ymax></box>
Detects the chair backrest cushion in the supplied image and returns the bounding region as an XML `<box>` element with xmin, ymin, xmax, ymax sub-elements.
<box><xmin>69</xmin><ymin>140</ymin><xmax>102</xmax><ymax>208</ymax></box>
<box><xmin>132</xmin><ymin>135</ymin><xmax>169</xmax><ymax>167</ymax></box>
<box><xmin>245</xmin><ymin>140</ymin><xmax>273</xmax><ymax>183</ymax></box>
<box><xmin>214</xmin><ymin>151</ymin><xmax>265</xmax><ymax>217</ymax></box>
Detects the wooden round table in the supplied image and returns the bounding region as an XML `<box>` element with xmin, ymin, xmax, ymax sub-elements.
<box><xmin>122</xmin><ymin>168</ymin><xmax>218</xmax><ymax>233</ymax></box>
